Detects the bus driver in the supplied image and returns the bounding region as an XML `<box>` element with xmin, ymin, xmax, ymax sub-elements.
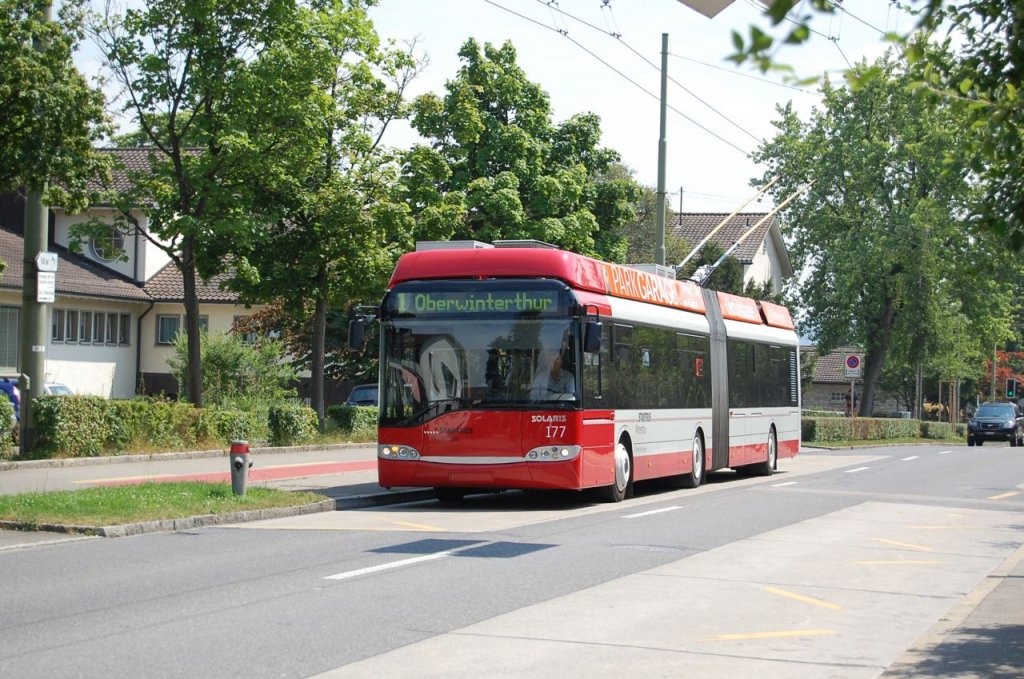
<box><xmin>530</xmin><ymin>345</ymin><xmax>576</xmax><ymax>399</ymax></box>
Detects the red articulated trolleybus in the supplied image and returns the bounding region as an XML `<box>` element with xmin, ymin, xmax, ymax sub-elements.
<box><xmin>358</xmin><ymin>240</ymin><xmax>801</xmax><ymax>503</ymax></box>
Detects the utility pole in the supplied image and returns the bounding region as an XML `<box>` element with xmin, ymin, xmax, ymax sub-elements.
<box><xmin>18</xmin><ymin>1</ymin><xmax>53</xmax><ymax>454</ymax></box>
<box><xmin>655</xmin><ymin>33</ymin><xmax>668</xmax><ymax>267</ymax></box>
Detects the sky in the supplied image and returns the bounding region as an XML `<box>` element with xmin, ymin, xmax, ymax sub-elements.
<box><xmin>77</xmin><ymin>0</ymin><xmax>914</xmax><ymax>214</ymax></box>
<box><xmin>365</xmin><ymin>0</ymin><xmax>913</xmax><ymax>214</ymax></box>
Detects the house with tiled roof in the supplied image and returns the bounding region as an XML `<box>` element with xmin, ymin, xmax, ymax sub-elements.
<box><xmin>671</xmin><ymin>213</ymin><xmax>794</xmax><ymax>294</ymax></box>
<box><xmin>0</xmin><ymin>149</ymin><xmax>262</xmax><ymax>398</ymax></box>
<box><xmin>800</xmin><ymin>345</ymin><xmax>901</xmax><ymax>415</ymax></box>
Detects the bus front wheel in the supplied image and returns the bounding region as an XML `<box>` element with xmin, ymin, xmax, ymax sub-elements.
<box><xmin>600</xmin><ymin>441</ymin><xmax>632</xmax><ymax>503</ymax></box>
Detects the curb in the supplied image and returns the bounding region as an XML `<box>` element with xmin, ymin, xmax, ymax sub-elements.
<box><xmin>0</xmin><ymin>441</ymin><xmax>374</xmax><ymax>471</ymax></box>
<box><xmin>0</xmin><ymin>498</ymin><xmax>337</xmax><ymax>538</ymax></box>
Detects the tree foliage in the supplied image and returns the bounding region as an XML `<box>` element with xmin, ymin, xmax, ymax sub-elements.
<box><xmin>226</xmin><ymin>0</ymin><xmax>418</xmax><ymax>426</ymax></box>
<box><xmin>400</xmin><ymin>39</ymin><xmax>641</xmax><ymax>260</ymax></box>
<box><xmin>0</xmin><ymin>0</ymin><xmax>108</xmax><ymax>208</ymax></box>
<box><xmin>86</xmin><ymin>0</ymin><xmax>325</xmax><ymax>406</ymax></box>
<box><xmin>732</xmin><ymin>1</ymin><xmax>1024</xmax><ymax>251</ymax></box>
<box><xmin>754</xmin><ymin>55</ymin><xmax>1018</xmax><ymax>415</ymax></box>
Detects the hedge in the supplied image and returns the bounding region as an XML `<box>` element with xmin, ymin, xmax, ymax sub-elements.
<box><xmin>268</xmin><ymin>402</ymin><xmax>320</xmax><ymax>446</ymax></box>
<box><xmin>802</xmin><ymin>416</ymin><xmax>965</xmax><ymax>443</ymax></box>
<box><xmin>30</xmin><ymin>395</ymin><xmax>277</xmax><ymax>459</ymax></box>
<box><xmin>327</xmin><ymin>405</ymin><xmax>378</xmax><ymax>439</ymax></box>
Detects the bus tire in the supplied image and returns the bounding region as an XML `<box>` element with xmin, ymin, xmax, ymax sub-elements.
<box><xmin>676</xmin><ymin>432</ymin><xmax>705</xmax><ymax>489</ymax></box>
<box><xmin>756</xmin><ymin>428</ymin><xmax>778</xmax><ymax>477</ymax></box>
<box><xmin>600</xmin><ymin>440</ymin><xmax>633</xmax><ymax>503</ymax></box>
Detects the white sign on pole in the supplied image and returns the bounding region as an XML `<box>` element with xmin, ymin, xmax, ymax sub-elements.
<box><xmin>37</xmin><ymin>271</ymin><xmax>56</xmax><ymax>303</ymax></box>
<box><xmin>35</xmin><ymin>251</ymin><xmax>58</xmax><ymax>272</ymax></box>
<box><xmin>845</xmin><ymin>354</ymin><xmax>863</xmax><ymax>379</ymax></box>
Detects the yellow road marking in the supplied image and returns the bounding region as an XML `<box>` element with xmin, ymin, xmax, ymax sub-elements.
<box><xmin>710</xmin><ymin>629</ymin><xmax>836</xmax><ymax>641</ymax></box>
<box><xmin>375</xmin><ymin>517</ymin><xmax>445</xmax><ymax>532</ymax></box>
<box><xmin>763</xmin><ymin>586</ymin><xmax>842</xmax><ymax>610</ymax></box>
<box><xmin>856</xmin><ymin>560</ymin><xmax>942</xmax><ymax>566</ymax></box>
<box><xmin>874</xmin><ymin>538</ymin><xmax>933</xmax><ymax>552</ymax></box>
<box><xmin>908</xmin><ymin>524</ymin><xmax>978</xmax><ymax>530</ymax></box>
<box><xmin>988</xmin><ymin>491</ymin><xmax>1020</xmax><ymax>501</ymax></box>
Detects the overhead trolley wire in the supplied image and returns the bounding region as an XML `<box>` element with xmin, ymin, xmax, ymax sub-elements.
<box><xmin>482</xmin><ymin>0</ymin><xmax>753</xmax><ymax>155</ymax></box>
<box><xmin>535</xmin><ymin>0</ymin><xmax>764</xmax><ymax>146</ymax></box>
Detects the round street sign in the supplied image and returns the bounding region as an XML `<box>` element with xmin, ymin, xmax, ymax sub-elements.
<box><xmin>845</xmin><ymin>354</ymin><xmax>863</xmax><ymax>378</ymax></box>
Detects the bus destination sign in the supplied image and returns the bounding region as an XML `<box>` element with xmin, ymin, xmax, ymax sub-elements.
<box><xmin>393</xmin><ymin>290</ymin><xmax>560</xmax><ymax>315</ymax></box>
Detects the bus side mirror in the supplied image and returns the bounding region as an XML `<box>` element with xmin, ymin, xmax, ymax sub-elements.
<box><xmin>584</xmin><ymin>320</ymin><xmax>602</xmax><ymax>353</ymax></box>
<box><xmin>348</xmin><ymin>318</ymin><xmax>366</xmax><ymax>351</ymax></box>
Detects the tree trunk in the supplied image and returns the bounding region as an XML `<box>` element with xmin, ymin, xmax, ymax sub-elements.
<box><xmin>310</xmin><ymin>264</ymin><xmax>328</xmax><ymax>430</ymax></box>
<box><xmin>182</xmin><ymin>234</ymin><xmax>203</xmax><ymax>407</ymax></box>
<box><xmin>859</xmin><ymin>298</ymin><xmax>896</xmax><ymax>417</ymax></box>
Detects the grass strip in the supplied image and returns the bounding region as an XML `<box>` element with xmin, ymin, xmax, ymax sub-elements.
<box><xmin>0</xmin><ymin>482</ymin><xmax>325</xmax><ymax>527</ymax></box>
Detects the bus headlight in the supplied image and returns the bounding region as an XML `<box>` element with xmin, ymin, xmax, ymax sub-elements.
<box><xmin>379</xmin><ymin>444</ymin><xmax>421</xmax><ymax>460</ymax></box>
<box><xmin>525</xmin><ymin>445</ymin><xmax>580</xmax><ymax>462</ymax></box>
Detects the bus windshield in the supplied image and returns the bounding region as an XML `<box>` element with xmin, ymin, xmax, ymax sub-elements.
<box><xmin>379</xmin><ymin>290</ymin><xmax>581</xmax><ymax>426</ymax></box>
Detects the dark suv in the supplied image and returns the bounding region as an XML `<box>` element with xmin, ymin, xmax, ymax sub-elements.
<box><xmin>967</xmin><ymin>401</ymin><xmax>1024</xmax><ymax>446</ymax></box>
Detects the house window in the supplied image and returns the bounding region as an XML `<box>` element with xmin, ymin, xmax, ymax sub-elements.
<box><xmin>118</xmin><ymin>313</ymin><xmax>131</xmax><ymax>345</ymax></box>
<box><xmin>157</xmin><ymin>315</ymin><xmax>209</xmax><ymax>345</ymax></box>
<box><xmin>157</xmin><ymin>315</ymin><xmax>180</xmax><ymax>345</ymax></box>
<box><xmin>65</xmin><ymin>310</ymin><xmax>79</xmax><ymax>343</ymax></box>
<box><xmin>830</xmin><ymin>392</ymin><xmax>846</xmax><ymax>402</ymax></box>
<box><xmin>106</xmin><ymin>314</ymin><xmax>118</xmax><ymax>345</ymax></box>
<box><xmin>80</xmin><ymin>311</ymin><xmax>92</xmax><ymax>344</ymax></box>
<box><xmin>0</xmin><ymin>306</ymin><xmax>18</xmax><ymax>372</ymax></box>
<box><xmin>52</xmin><ymin>309</ymin><xmax>66</xmax><ymax>342</ymax></box>
<box><xmin>90</xmin><ymin>227</ymin><xmax>125</xmax><ymax>263</ymax></box>
<box><xmin>233</xmin><ymin>315</ymin><xmax>257</xmax><ymax>344</ymax></box>
<box><xmin>93</xmin><ymin>312</ymin><xmax>105</xmax><ymax>344</ymax></box>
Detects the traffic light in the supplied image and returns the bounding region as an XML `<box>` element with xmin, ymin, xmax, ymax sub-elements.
<box><xmin>1008</xmin><ymin>378</ymin><xmax>1018</xmax><ymax>399</ymax></box>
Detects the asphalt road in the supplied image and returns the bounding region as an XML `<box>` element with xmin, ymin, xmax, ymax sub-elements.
<box><xmin>1</xmin><ymin>444</ymin><xmax>1022</xmax><ymax>678</ymax></box>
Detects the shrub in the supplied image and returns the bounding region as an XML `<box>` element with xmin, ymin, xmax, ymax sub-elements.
<box><xmin>168</xmin><ymin>330</ymin><xmax>297</xmax><ymax>407</ymax></box>
<box><xmin>194</xmin><ymin>406</ymin><xmax>268</xmax><ymax>444</ymax></box>
<box><xmin>268</xmin><ymin>403</ymin><xmax>319</xmax><ymax>446</ymax></box>
<box><xmin>0</xmin><ymin>398</ymin><xmax>14</xmax><ymax>459</ymax></box>
<box><xmin>327</xmin><ymin>405</ymin><xmax>378</xmax><ymax>439</ymax></box>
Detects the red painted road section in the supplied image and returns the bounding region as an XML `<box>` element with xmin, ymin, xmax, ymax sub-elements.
<box><xmin>90</xmin><ymin>460</ymin><xmax>377</xmax><ymax>487</ymax></box>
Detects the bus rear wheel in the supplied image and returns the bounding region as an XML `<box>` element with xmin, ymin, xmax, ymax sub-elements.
<box><xmin>676</xmin><ymin>434</ymin><xmax>704</xmax><ymax>489</ymax></box>
<box><xmin>600</xmin><ymin>441</ymin><xmax>632</xmax><ymax>503</ymax></box>
<box><xmin>756</xmin><ymin>429</ymin><xmax>777</xmax><ymax>476</ymax></box>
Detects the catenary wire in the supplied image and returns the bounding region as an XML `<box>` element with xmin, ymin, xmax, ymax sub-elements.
<box><xmin>536</xmin><ymin>0</ymin><xmax>764</xmax><ymax>145</ymax></box>
<box><xmin>482</xmin><ymin>0</ymin><xmax>753</xmax><ymax>155</ymax></box>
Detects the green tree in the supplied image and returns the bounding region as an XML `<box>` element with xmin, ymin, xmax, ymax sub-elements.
<box><xmin>754</xmin><ymin>55</ymin><xmax>1017</xmax><ymax>416</ymax></box>
<box><xmin>731</xmin><ymin>1</ymin><xmax>1024</xmax><ymax>251</ymax></box>
<box><xmin>400</xmin><ymin>39</ymin><xmax>641</xmax><ymax>260</ymax></box>
<box><xmin>85</xmin><ymin>0</ymin><xmax>322</xmax><ymax>406</ymax></box>
<box><xmin>0</xmin><ymin>0</ymin><xmax>108</xmax><ymax>210</ymax></box>
<box><xmin>227</xmin><ymin>0</ymin><xmax>417</xmax><ymax>427</ymax></box>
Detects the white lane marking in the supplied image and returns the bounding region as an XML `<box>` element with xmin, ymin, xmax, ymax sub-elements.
<box><xmin>772</xmin><ymin>481</ymin><xmax>799</xmax><ymax>487</ymax></box>
<box><xmin>324</xmin><ymin>551</ymin><xmax>453</xmax><ymax>581</ymax></box>
<box><xmin>845</xmin><ymin>467</ymin><xmax>871</xmax><ymax>474</ymax></box>
<box><xmin>937</xmin><ymin>450</ymin><xmax>952</xmax><ymax>455</ymax></box>
<box><xmin>623</xmin><ymin>506</ymin><xmax>682</xmax><ymax>519</ymax></box>
<box><xmin>901</xmin><ymin>456</ymin><xmax>919</xmax><ymax>461</ymax></box>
